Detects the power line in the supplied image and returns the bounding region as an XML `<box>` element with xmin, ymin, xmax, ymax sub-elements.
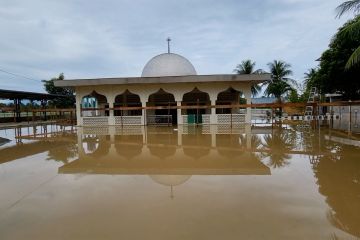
<box><xmin>0</xmin><ymin>68</ymin><xmax>42</xmax><ymax>82</ymax></box>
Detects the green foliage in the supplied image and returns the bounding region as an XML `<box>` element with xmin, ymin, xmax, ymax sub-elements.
<box><xmin>234</xmin><ymin>59</ymin><xmax>261</xmax><ymax>97</ymax></box>
<box><xmin>288</xmin><ymin>89</ymin><xmax>300</xmax><ymax>103</ymax></box>
<box><xmin>264</xmin><ymin>60</ymin><xmax>294</xmax><ymax>101</ymax></box>
<box><xmin>336</xmin><ymin>0</ymin><xmax>360</xmax><ymax>18</ymax></box>
<box><xmin>314</xmin><ymin>16</ymin><xmax>360</xmax><ymax>99</ymax></box>
<box><xmin>336</xmin><ymin>0</ymin><xmax>360</xmax><ymax>68</ymax></box>
<box><xmin>234</xmin><ymin>59</ymin><xmax>256</xmax><ymax>74</ymax></box>
<box><xmin>42</xmin><ymin>73</ymin><xmax>75</xmax><ymax>108</ymax></box>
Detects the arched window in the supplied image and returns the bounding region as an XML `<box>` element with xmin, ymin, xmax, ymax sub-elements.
<box><xmin>147</xmin><ymin>89</ymin><xmax>177</xmax><ymax>125</ymax></box>
<box><xmin>114</xmin><ymin>90</ymin><xmax>142</xmax><ymax>116</ymax></box>
<box><xmin>182</xmin><ymin>88</ymin><xmax>211</xmax><ymax>124</ymax></box>
<box><xmin>216</xmin><ymin>87</ymin><xmax>245</xmax><ymax>114</ymax></box>
<box><xmin>81</xmin><ymin>91</ymin><xmax>108</xmax><ymax>117</ymax></box>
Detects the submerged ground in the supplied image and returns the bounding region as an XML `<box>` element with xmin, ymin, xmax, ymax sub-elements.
<box><xmin>0</xmin><ymin>123</ymin><xmax>359</xmax><ymax>240</ymax></box>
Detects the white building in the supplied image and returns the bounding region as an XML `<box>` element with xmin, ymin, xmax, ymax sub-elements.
<box><xmin>55</xmin><ymin>51</ymin><xmax>270</xmax><ymax>126</ymax></box>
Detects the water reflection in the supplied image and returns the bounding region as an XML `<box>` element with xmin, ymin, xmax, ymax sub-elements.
<box><xmin>61</xmin><ymin>126</ymin><xmax>270</xmax><ymax>176</ymax></box>
<box><xmin>313</xmin><ymin>141</ymin><xmax>360</xmax><ymax>238</ymax></box>
<box><xmin>1</xmin><ymin>124</ymin><xmax>360</xmax><ymax>239</ymax></box>
<box><xmin>261</xmin><ymin>128</ymin><xmax>294</xmax><ymax>168</ymax></box>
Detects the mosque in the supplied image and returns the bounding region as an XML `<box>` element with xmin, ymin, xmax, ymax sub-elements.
<box><xmin>55</xmin><ymin>41</ymin><xmax>270</xmax><ymax>126</ymax></box>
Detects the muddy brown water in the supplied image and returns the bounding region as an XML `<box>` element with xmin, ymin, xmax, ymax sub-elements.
<box><xmin>0</xmin><ymin>124</ymin><xmax>359</xmax><ymax>240</ymax></box>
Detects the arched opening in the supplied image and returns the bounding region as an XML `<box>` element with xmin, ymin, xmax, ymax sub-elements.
<box><xmin>114</xmin><ymin>90</ymin><xmax>142</xmax><ymax>116</ymax></box>
<box><xmin>182</xmin><ymin>88</ymin><xmax>210</xmax><ymax>124</ymax></box>
<box><xmin>216</xmin><ymin>87</ymin><xmax>245</xmax><ymax>114</ymax></box>
<box><xmin>182</xmin><ymin>130</ymin><xmax>211</xmax><ymax>158</ymax></box>
<box><xmin>147</xmin><ymin>89</ymin><xmax>177</xmax><ymax>125</ymax></box>
<box><xmin>81</xmin><ymin>91</ymin><xmax>108</xmax><ymax>117</ymax></box>
<box><xmin>216</xmin><ymin>134</ymin><xmax>246</xmax><ymax>157</ymax></box>
<box><xmin>114</xmin><ymin>135</ymin><xmax>143</xmax><ymax>159</ymax></box>
<box><xmin>82</xmin><ymin>135</ymin><xmax>110</xmax><ymax>157</ymax></box>
<box><xmin>147</xmin><ymin>130</ymin><xmax>178</xmax><ymax>158</ymax></box>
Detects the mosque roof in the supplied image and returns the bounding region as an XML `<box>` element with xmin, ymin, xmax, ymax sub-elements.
<box><xmin>54</xmin><ymin>74</ymin><xmax>270</xmax><ymax>87</ymax></box>
<box><xmin>142</xmin><ymin>53</ymin><xmax>197</xmax><ymax>77</ymax></box>
<box><xmin>54</xmin><ymin>51</ymin><xmax>270</xmax><ymax>87</ymax></box>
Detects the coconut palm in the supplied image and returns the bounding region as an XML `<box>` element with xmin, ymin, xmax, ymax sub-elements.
<box><xmin>336</xmin><ymin>0</ymin><xmax>360</xmax><ymax>68</ymax></box>
<box><xmin>304</xmin><ymin>68</ymin><xmax>317</xmax><ymax>88</ymax></box>
<box><xmin>264</xmin><ymin>60</ymin><xmax>294</xmax><ymax>100</ymax></box>
<box><xmin>261</xmin><ymin>129</ymin><xmax>295</xmax><ymax>168</ymax></box>
<box><xmin>234</xmin><ymin>59</ymin><xmax>261</xmax><ymax>96</ymax></box>
<box><xmin>336</xmin><ymin>0</ymin><xmax>360</xmax><ymax>18</ymax></box>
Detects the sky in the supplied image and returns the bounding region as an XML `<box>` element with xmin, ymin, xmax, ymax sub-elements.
<box><xmin>0</xmin><ymin>0</ymin><xmax>353</xmax><ymax>94</ymax></box>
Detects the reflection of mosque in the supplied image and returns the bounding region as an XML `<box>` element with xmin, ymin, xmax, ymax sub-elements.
<box><xmin>59</xmin><ymin>125</ymin><xmax>271</xmax><ymax>196</ymax></box>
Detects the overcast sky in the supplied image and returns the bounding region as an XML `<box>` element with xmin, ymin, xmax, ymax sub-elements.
<box><xmin>0</xmin><ymin>0</ymin><xmax>352</xmax><ymax>93</ymax></box>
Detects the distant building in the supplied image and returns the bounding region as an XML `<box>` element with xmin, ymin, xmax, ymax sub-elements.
<box><xmin>251</xmin><ymin>97</ymin><xmax>278</xmax><ymax>104</ymax></box>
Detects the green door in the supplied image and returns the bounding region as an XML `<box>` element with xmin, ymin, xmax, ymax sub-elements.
<box><xmin>197</xmin><ymin>113</ymin><xmax>203</xmax><ymax>123</ymax></box>
<box><xmin>188</xmin><ymin>113</ymin><xmax>203</xmax><ymax>124</ymax></box>
<box><xmin>188</xmin><ymin>114</ymin><xmax>195</xmax><ymax>124</ymax></box>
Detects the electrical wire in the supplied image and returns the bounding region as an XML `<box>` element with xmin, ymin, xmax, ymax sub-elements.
<box><xmin>0</xmin><ymin>68</ymin><xmax>42</xmax><ymax>82</ymax></box>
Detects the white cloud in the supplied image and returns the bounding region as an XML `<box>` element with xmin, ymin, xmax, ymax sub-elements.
<box><xmin>0</xmin><ymin>0</ymin><xmax>353</xmax><ymax>92</ymax></box>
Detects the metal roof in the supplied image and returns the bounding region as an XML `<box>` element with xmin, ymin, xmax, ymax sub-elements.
<box><xmin>0</xmin><ymin>89</ymin><xmax>73</xmax><ymax>100</ymax></box>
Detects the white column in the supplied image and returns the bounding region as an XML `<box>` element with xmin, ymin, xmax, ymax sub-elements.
<box><xmin>108</xmin><ymin>102</ymin><xmax>115</xmax><ymax>125</ymax></box>
<box><xmin>77</xmin><ymin>128</ymin><xmax>84</xmax><ymax>156</ymax></box>
<box><xmin>140</xmin><ymin>95</ymin><xmax>148</xmax><ymax>126</ymax></box>
<box><xmin>244</xmin><ymin>83</ymin><xmax>252</xmax><ymax>124</ymax></box>
<box><xmin>211</xmin><ymin>130</ymin><xmax>216</xmax><ymax>147</ymax></box>
<box><xmin>141</xmin><ymin>102</ymin><xmax>146</xmax><ymax>126</ymax></box>
<box><xmin>177</xmin><ymin>125</ymin><xmax>182</xmax><ymax>145</ymax></box>
<box><xmin>176</xmin><ymin>100</ymin><xmax>183</xmax><ymax>125</ymax></box>
<box><xmin>210</xmin><ymin>95</ymin><xmax>217</xmax><ymax>124</ymax></box>
<box><xmin>245</xmin><ymin>124</ymin><xmax>252</xmax><ymax>149</ymax></box>
<box><xmin>75</xmin><ymin>93</ymin><xmax>82</xmax><ymax>126</ymax></box>
<box><xmin>107</xmin><ymin>94</ymin><xmax>115</xmax><ymax>126</ymax></box>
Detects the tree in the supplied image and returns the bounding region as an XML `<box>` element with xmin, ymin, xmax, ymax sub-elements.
<box><xmin>261</xmin><ymin>129</ymin><xmax>295</xmax><ymax>168</ymax></box>
<box><xmin>336</xmin><ymin>0</ymin><xmax>360</xmax><ymax>68</ymax></box>
<box><xmin>288</xmin><ymin>89</ymin><xmax>300</xmax><ymax>103</ymax></box>
<box><xmin>304</xmin><ymin>68</ymin><xmax>318</xmax><ymax>91</ymax></box>
<box><xmin>264</xmin><ymin>60</ymin><xmax>294</xmax><ymax>102</ymax></box>
<box><xmin>42</xmin><ymin>73</ymin><xmax>75</xmax><ymax>108</ymax></box>
<box><xmin>314</xmin><ymin>16</ymin><xmax>360</xmax><ymax>99</ymax></box>
<box><xmin>234</xmin><ymin>59</ymin><xmax>261</xmax><ymax>96</ymax></box>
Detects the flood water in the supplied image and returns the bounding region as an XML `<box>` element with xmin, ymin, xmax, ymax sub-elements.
<box><xmin>0</xmin><ymin>124</ymin><xmax>359</xmax><ymax>240</ymax></box>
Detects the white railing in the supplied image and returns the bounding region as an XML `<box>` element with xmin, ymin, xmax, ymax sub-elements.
<box><xmin>217</xmin><ymin>114</ymin><xmax>245</xmax><ymax>124</ymax></box>
<box><xmin>147</xmin><ymin>115</ymin><xmax>172</xmax><ymax>125</ymax></box>
<box><xmin>114</xmin><ymin>116</ymin><xmax>142</xmax><ymax>125</ymax></box>
<box><xmin>182</xmin><ymin>114</ymin><xmax>210</xmax><ymax>124</ymax></box>
<box><xmin>83</xmin><ymin>117</ymin><xmax>109</xmax><ymax>126</ymax></box>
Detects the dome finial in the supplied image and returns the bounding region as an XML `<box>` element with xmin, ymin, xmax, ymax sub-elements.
<box><xmin>166</xmin><ymin>37</ymin><xmax>171</xmax><ymax>53</ymax></box>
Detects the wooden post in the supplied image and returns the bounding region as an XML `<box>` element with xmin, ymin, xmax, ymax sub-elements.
<box><xmin>230</xmin><ymin>104</ymin><xmax>233</xmax><ymax>128</ymax></box>
<box><xmin>167</xmin><ymin>101</ymin><xmax>170</xmax><ymax>126</ymax></box>
<box><xmin>349</xmin><ymin>100</ymin><xmax>352</xmax><ymax>134</ymax></box>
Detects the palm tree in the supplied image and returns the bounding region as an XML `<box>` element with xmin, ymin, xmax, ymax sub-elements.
<box><xmin>336</xmin><ymin>0</ymin><xmax>360</xmax><ymax>18</ymax></box>
<box><xmin>264</xmin><ymin>60</ymin><xmax>294</xmax><ymax>100</ymax></box>
<box><xmin>304</xmin><ymin>68</ymin><xmax>317</xmax><ymax>88</ymax></box>
<box><xmin>261</xmin><ymin>130</ymin><xmax>294</xmax><ymax>168</ymax></box>
<box><xmin>234</xmin><ymin>59</ymin><xmax>256</xmax><ymax>74</ymax></box>
<box><xmin>336</xmin><ymin>0</ymin><xmax>360</xmax><ymax>68</ymax></box>
<box><xmin>234</xmin><ymin>59</ymin><xmax>261</xmax><ymax>96</ymax></box>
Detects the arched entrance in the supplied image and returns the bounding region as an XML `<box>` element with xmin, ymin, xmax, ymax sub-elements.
<box><xmin>147</xmin><ymin>89</ymin><xmax>177</xmax><ymax>125</ymax></box>
<box><xmin>182</xmin><ymin>88</ymin><xmax>210</xmax><ymax>124</ymax></box>
<box><xmin>81</xmin><ymin>91</ymin><xmax>108</xmax><ymax>117</ymax></box>
<box><xmin>114</xmin><ymin>90</ymin><xmax>142</xmax><ymax>116</ymax></box>
<box><xmin>216</xmin><ymin>87</ymin><xmax>245</xmax><ymax>114</ymax></box>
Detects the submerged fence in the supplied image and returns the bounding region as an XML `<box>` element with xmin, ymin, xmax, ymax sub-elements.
<box><xmin>2</xmin><ymin>100</ymin><xmax>360</xmax><ymax>125</ymax></box>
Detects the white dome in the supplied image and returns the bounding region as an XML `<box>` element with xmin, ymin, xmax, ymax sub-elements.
<box><xmin>149</xmin><ymin>175</ymin><xmax>192</xmax><ymax>186</ymax></box>
<box><xmin>141</xmin><ymin>53</ymin><xmax>197</xmax><ymax>77</ymax></box>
